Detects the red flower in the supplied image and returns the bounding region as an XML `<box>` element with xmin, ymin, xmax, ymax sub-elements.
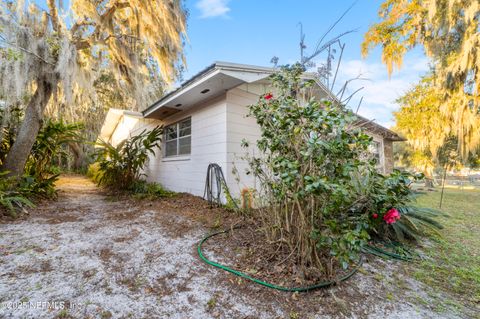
<box><xmin>372</xmin><ymin>213</ymin><xmax>378</xmax><ymax>219</ymax></box>
<box><xmin>264</xmin><ymin>93</ymin><xmax>273</xmax><ymax>100</ymax></box>
<box><xmin>383</xmin><ymin>208</ymin><xmax>401</xmax><ymax>224</ymax></box>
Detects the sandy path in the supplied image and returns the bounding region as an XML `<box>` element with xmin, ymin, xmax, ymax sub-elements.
<box><xmin>0</xmin><ymin>176</ymin><xmax>276</xmax><ymax>318</ymax></box>
<box><xmin>0</xmin><ymin>176</ymin><xmax>469</xmax><ymax>318</ymax></box>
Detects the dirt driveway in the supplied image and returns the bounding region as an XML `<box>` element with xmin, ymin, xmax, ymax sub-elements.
<box><xmin>0</xmin><ymin>176</ymin><xmax>470</xmax><ymax>318</ymax></box>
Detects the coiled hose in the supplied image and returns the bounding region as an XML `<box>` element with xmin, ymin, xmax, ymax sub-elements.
<box><xmin>203</xmin><ymin>163</ymin><xmax>238</xmax><ymax>209</ymax></box>
<box><xmin>198</xmin><ymin>228</ymin><xmax>363</xmax><ymax>292</ymax></box>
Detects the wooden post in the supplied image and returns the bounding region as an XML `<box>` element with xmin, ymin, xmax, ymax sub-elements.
<box><xmin>439</xmin><ymin>164</ymin><xmax>447</xmax><ymax>209</ymax></box>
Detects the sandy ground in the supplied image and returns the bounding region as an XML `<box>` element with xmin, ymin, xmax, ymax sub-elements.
<box><xmin>0</xmin><ymin>176</ymin><xmax>472</xmax><ymax>318</ymax></box>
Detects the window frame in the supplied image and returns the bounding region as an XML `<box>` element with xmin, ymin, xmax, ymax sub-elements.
<box><xmin>369</xmin><ymin>139</ymin><xmax>385</xmax><ymax>172</ymax></box>
<box><xmin>164</xmin><ymin>117</ymin><xmax>191</xmax><ymax>158</ymax></box>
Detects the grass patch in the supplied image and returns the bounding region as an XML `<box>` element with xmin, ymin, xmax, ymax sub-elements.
<box><xmin>412</xmin><ymin>188</ymin><xmax>480</xmax><ymax>307</ymax></box>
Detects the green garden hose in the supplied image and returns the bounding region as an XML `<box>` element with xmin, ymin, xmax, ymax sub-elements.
<box><xmin>362</xmin><ymin>242</ymin><xmax>413</xmax><ymax>262</ymax></box>
<box><xmin>197</xmin><ymin>229</ymin><xmax>362</xmax><ymax>292</ymax></box>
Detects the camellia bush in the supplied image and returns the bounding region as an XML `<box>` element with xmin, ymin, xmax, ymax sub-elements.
<box><xmin>351</xmin><ymin>168</ymin><xmax>444</xmax><ymax>242</ymax></box>
<box><xmin>244</xmin><ymin>63</ymin><xmax>442</xmax><ymax>278</ymax></box>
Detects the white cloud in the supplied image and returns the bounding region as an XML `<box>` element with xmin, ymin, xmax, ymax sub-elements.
<box><xmin>328</xmin><ymin>55</ymin><xmax>430</xmax><ymax>128</ymax></box>
<box><xmin>196</xmin><ymin>0</ymin><xmax>230</xmax><ymax>18</ymax></box>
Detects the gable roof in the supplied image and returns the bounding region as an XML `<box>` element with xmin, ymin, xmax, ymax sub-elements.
<box><xmin>99</xmin><ymin>108</ymin><xmax>142</xmax><ymax>143</ymax></box>
<box><xmin>143</xmin><ymin>61</ymin><xmax>404</xmax><ymax>141</ymax></box>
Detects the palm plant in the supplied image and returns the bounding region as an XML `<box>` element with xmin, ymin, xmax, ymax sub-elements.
<box><xmin>0</xmin><ymin>172</ymin><xmax>34</xmax><ymax>217</ymax></box>
<box><xmin>351</xmin><ymin>168</ymin><xmax>445</xmax><ymax>242</ymax></box>
<box><xmin>391</xmin><ymin>206</ymin><xmax>444</xmax><ymax>241</ymax></box>
<box><xmin>25</xmin><ymin>119</ymin><xmax>84</xmax><ymax>180</ymax></box>
<box><xmin>95</xmin><ymin>126</ymin><xmax>163</xmax><ymax>190</ymax></box>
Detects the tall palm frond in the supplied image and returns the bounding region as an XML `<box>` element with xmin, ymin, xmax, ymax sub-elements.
<box><xmin>391</xmin><ymin>206</ymin><xmax>446</xmax><ymax>241</ymax></box>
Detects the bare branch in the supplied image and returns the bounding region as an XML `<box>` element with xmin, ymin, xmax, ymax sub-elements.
<box><xmin>0</xmin><ymin>34</ymin><xmax>54</xmax><ymax>66</ymax></box>
<box><xmin>330</xmin><ymin>42</ymin><xmax>345</xmax><ymax>91</ymax></box>
<box><xmin>70</xmin><ymin>1</ymin><xmax>131</xmax><ymax>49</ymax></box>
<box><xmin>312</xmin><ymin>1</ymin><xmax>358</xmax><ymax>55</ymax></box>
<box><xmin>298</xmin><ymin>22</ymin><xmax>306</xmax><ymax>63</ymax></box>
<box><xmin>47</xmin><ymin>0</ymin><xmax>60</xmax><ymax>33</ymax></box>
<box><xmin>342</xmin><ymin>86</ymin><xmax>364</xmax><ymax>106</ymax></box>
<box><xmin>303</xmin><ymin>30</ymin><xmax>356</xmax><ymax>65</ymax></box>
<box><xmin>70</xmin><ymin>20</ymin><xmax>96</xmax><ymax>35</ymax></box>
<box><xmin>336</xmin><ymin>75</ymin><xmax>370</xmax><ymax>101</ymax></box>
<box><xmin>355</xmin><ymin>96</ymin><xmax>364</xmax><ymax>114</ymax></box>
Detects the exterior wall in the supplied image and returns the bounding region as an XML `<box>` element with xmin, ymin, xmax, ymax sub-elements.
<box><xmin>225</xmin><ymin>85</ymin><xmax>264</xmax><ymax>198</ymax></box>
<box><xmin>109</xmin><ymin>115</ymin><xmax>142</xmax><ymax>146</ymax></box>
<box><xmin>107</xmin><ymin>84</ymin><xmax>394</xmax><ymax>202</ymax></box>
<box><xmin>383</xmin><ymin>139</ymin><xmax>394</xmax><ymax>174</ymax></box>
<box><xmin>367</xmin><ymin>132</ymin><xmax>387</xmax><ymax>174</ymax></box>
<box><xmin>224</xmin><ymin>84</ymin><xmax>390</xmax><ymax>199</ymax></box>
<box><xmin>115</xmin><ymin>95</ymin><xmax>228</xmax><ymax>197</ymax></box>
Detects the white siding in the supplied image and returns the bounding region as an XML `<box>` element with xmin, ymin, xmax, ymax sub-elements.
<box><xmin>107</xmin><ymin>82</ymin><xmax>388</xmax><ymax>202</ymax></box>
<box><xmin>224</xmin><ymin>85</ymin><xmax>388</xmax><ymax>198</ymax></box>
<box><xmin>111</xmin><ymin>95</ymin><xmax>228</xmax><ymax>197</ymax></box>
<box><xmin>367</xmin><ymin>132</ymin><xmax>386</xmax><ymax>174</ymax></box>
<box><xmin>109</xmin><ymin>116</ymin><xmax>142</xmax><ymax>146</ymax></box>
<box><xmin>225</xmin><ymin>86</ymin><xmax>263</xmax><ymax>198</ymax></box>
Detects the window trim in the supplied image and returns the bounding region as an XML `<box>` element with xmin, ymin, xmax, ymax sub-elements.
<box><xmin>369</xmin><ymin>138</ymin><xmax>385</xmax><ymax>173</ymax></box>
<box><xmin>164</xmin><ymin>117</ymin><xmax>191</xmax><ymax>158</ymax></box>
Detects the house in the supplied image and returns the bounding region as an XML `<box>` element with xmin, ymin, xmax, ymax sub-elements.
<box><xmin>99</xmin><ymin>61</ymin><xmax>404</xmax><ymax>200</ymax></box>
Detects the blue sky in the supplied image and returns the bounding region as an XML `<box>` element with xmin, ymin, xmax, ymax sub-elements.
<box><xmin>33</xmin><ymin>0</ymin><xmax>429</xmax><ymax>127</ymax></box>
<box><xmin>184</xmin><ymin>0</ymin><xmax>430</xmax><ymax>128</ymax></box>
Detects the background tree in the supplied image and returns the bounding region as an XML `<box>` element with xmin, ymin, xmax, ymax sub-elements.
<box><xmin>393</xmin><ymin>141</ymin><xmax>436</xmax><ymax>186</ymax></box>
<box><xmin>394</xmin><ymin>76</ymin><xmax>458</xmax><ymax>185</ymax></box>
<box><xmin>44</xmin><ymin>70</ymin><xmax>141</xmax><ymax>170</ymax></box>
<box><xmin>394</xmin><ymin>76</ymin><xmax>449</xmax><ymax>159</ymax></box>
<box><xmin>0</xmin><ymin>0</ymin><xmax>186</xmax><ymax>176</ymax></box>
<box><xmin>362</xmin><ymin>0</ymin><xmax>480</xmax><ymax>159</ymax></box>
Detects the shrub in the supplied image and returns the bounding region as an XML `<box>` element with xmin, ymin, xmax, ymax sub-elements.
<box><xmin>0</xmin><ymin>172</ymin><xmax>34</xmax><ymax>217</ymax></box>
<box><xmin>353</xmin><ymin>169</ymin><xmax>445</xmax><ymax>241</ymax></box>
<box><xmin>245</xmin><ymin>64</ymin><xmax>376</xmax><ymax>274</ymax></box>
<box><xmin>0</xmin><ymin>169</ymin><xmax>63</xmax><ymax>216</ymax></box>
<box><xmin>18</xmin><ymin>174</ymin><xmax>59</xmax><ymax>199</ymax></box>
<box><xmin>86</xmin><ymin>162</ymin><xmax>103</xmax><ymax>183</ymax></box>
<box><xmin>25</xmin><ymin>119</ymin><xmax>84</xmax><ymax>181</ymax></box>
<box><xmin>129</xmin><ymin>180</ymin><xmax>175</xmax><ymax>199</ymax></box>
<box><xmin>1</xmin><ymin>119</ymin><xmax>83</xmax><ymax>215</ymax></box>
<box><xmin>94</xmin><ymin>126</ymin><xmax>163</xmax><ymax>190</ymax></box>
<box><xmin>244</xmin><ymin>64</ymin><xmax>442</xmax><ymax>277</ymax></box>
<box><xmin>21</xmin><ymin>119</ymin><xmax>83</xmax><ymax>200</ymax></box>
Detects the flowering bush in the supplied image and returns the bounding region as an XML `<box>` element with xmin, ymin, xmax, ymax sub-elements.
<box><xmin>263</xmin><ymin>93</ymin><xmax>273</xmax><ymax>100</ymax></box>
<box><xmin>383</xmin><ymin>208</ymin><xmax>401</xmax><ymax>224</ymax></box>
<box><xmin>352</xmin><ymin>168</ymin><xmax>444</xmax><ymax>241</ymax></box>
<box><xmin>244</xmin><ymin>64</ymin><xmax>443</xmax><ymax>280</ymax></box>
<box><xmin>245</xmin><ymin>64</ymin><xmax>383</xmax><ymax>275</ymax></box>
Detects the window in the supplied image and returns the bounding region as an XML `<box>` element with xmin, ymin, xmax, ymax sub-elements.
<box><xmin>164</xmin><ymin>117</ymin><xmax>191</xmax><ymax>157</ymax></box>
<box><xmin>369</xmin><ymin>141</ymin><xmax>382</xmax><ymax>165</ymax></box>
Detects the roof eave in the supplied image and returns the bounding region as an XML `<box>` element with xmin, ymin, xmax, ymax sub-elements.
<box><xmin>142</xmin><ymin>63</ymin><xmax>218</xmax><ymax>117</ymax></box>
<box><xmin>141</xmin><ymin>61</ymin><xmax>405</xmax><ymax>141</ymax></box>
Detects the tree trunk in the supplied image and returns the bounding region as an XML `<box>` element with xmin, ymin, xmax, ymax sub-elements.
<box><xmin>424</xmin><ymin>177</ymin><xmax>435</xmax><ymax>188</ymax></box>
<box><xmin>1</xmin><ymin>78</ymin><xmax>55</xmax><ymax>177</ymax></box>
<box><xmin>69</xmin><ymin>142</ymin><xmax>86</xmax><ymax>171</ymax></box>
<box><xmin>423</xmin><ymin>165</ymin><xmax>435</xmax><ymax>188</ymax></box>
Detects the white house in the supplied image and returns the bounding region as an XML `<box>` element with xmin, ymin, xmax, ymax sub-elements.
<box><xmin>99</xmin><ymin>61</ymin><xmax>404</xmax><ymax>200</ymax></box>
